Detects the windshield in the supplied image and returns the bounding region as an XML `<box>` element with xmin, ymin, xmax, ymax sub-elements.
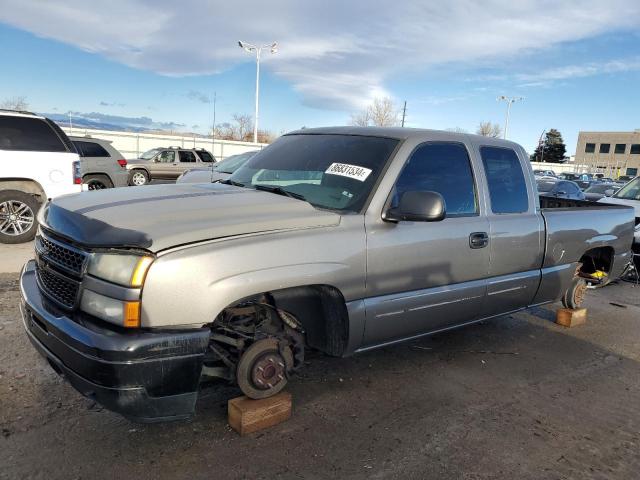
<box><xmin>229</xmin><ymin>134</ymin><xmax>399</xmax><ymax>212</ymax></box>
<box><xmin>213</xmin><ymin>151</ymin><xmax>256</xmax><ymax>173</ymax></box>
<box><xmin>537</xmin><ymin>181</ymin><xmax>556</xmax><ymax>192</ymax></box>
<box><xmin>140</xmin><ymin>148</ymin><xmax>161</xmax><ymax>160</ymax></box>
<box><xmin>613</xmin><ymin>177</ymin><xmax>640</xmax><ymax>200</ymax></box>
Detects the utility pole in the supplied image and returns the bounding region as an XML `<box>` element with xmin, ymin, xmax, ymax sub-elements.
<box><xmin>497</xmin><ymin>96</ymin><xmax>524</xmax><ymax>140</ymax></box>
<box><xmin>211</xmin><ymin>91</ymin><xmax>217</xmax><ymax>152</ymax></box>
<box><xmin>401</xmin><ymin>101</ymin><xmax>407</xmax><ymax>127</ymax></box>
<box><xmin>238</xmin><ymin>41</ymin><xmax>278</xmax><ymax>143</ymax></box>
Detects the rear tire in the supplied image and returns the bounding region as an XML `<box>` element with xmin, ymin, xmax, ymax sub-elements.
<box><xmin>129</xmin><ymin>170</ymin><xmax>149</xmax><ymax>186</ymax></box>
<box><xmin>84</xmin><ymin>174</ymin><xmax>114</xmax><ymax>190</ymax></box>
<box><xmin>562</xmin><ymin>277</ymin><xmax>587</xmax><ymax>309</ymax></box>
<box><xmin>0</xmin><ymin>190</ymin><xmax>40</xmax><ymax>244</ymax></box>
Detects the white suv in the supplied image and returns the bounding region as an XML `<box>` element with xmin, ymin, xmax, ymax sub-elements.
<box><xmin>0</xmin><ymin>110</ymin><xmax>82</xmax><ymax>243</ymax></box>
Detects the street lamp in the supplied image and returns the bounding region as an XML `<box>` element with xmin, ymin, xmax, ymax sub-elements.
<box><xmin>238</xmin><ymin>40</ymin><xmax>278</xmax><ymax>143</ymax></box>
<box><xmin>497</xmin><ymin>95</ymin><xmax>524</xmax><ymax>140</ymax></box>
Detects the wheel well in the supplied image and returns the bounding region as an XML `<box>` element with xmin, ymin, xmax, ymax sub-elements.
<box><xmin>222</xmin><ymin>285</ymin><xmax>350</xmax><ymax>357</ymax></box>
<box><xmin>0</xmin><ymin>179</ymin><xmax>46</xmax><ymax>199</ymax></box>
<box><xmin>579</xmin><ymin>247</ymin><xmax>614</xmax><ymax>275</ymax></box>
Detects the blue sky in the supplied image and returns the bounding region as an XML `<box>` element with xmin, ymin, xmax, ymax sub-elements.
<box><xmin>0</xmin><ymin>0</ymin><xmax>639</xmax><ymax>154</ymax></box>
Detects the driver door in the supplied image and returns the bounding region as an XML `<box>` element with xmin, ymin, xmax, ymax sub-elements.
<box><xmin>362</xmin><ymin>142</ymin><xmax>490</xmax><ymax>347</ymax></box>
<box><xmin>152</xmin><ymin>150</ymin><xmax>177</xmax><ymax>179</ymax></box>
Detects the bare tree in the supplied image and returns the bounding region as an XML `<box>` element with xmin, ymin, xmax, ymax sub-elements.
<box><xmin>0</xmin><ymin>96</ymin><xmax>29</xmax><ymax>111</ymax></box>
<box><xmin>476</xmin><ymin>121</ymin><xmax>502</xmax><ymax>138</ymax></box>
<box><xmin>446</xmin><ymin>127</ymin><xmax>468</xmax><ymax>133</ymax></box>
<box><xmin>232</xmin><ymin>113</ymin><xmax>254</xmax><ymax>141</ymax></box>
<box><xmin>350</xmin><ymin>97</ymin><xmax>399</xmax><ymax>127</ymax></box>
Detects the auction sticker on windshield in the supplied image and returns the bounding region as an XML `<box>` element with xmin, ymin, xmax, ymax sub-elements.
<box><xmin>325</xmin><ymin>163</ymin><xmax>372</xmax><ymax>182</ymax></box>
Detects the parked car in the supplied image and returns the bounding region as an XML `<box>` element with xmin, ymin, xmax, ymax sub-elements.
<box><xmin>618</xmin><ymin>175</ymin><xmax>636</xmax><ymax>183</ymax></box>
<box><xmin>598</xmin><ymin>176</ymin><xmax>640</xmax><ymax>268</ymax></box>
<box><xmin>533</xmin><ymin>169</ymin><xmax>556</xmax><ymax>177</ymax></box>
<box><xmin>69</xmin><ymin>136</ymin><xmax>128</xmax><ymax>189</ymax></box>
<box><xmin>0</xmin><ymin>109</ymin><xmax>81</xmax><ymax>243</ymax></box>
<box><xmin>20</xmin><ymin>127</ymin><xmax>635</xmax><ymax>422</ymax></box>
<box><xmin>176</xmin><ymin>151</ymin><xmax>258</xmax><ymax>184</ymax></box>
<box><xmin>583</xmin><ymin>183</ymin><xmax>619</xmax><ymax>202</ymax></box>
<box><xmin>537</xmin><ymin>179</ymin><xmax>585</xmax><ymax>200</ymax></box>
<box><xmin>126</xmin><ymin>147</ymin><xmax>215</xmax><ymax>185</ymax></box>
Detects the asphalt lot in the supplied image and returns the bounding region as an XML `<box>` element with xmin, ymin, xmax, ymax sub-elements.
<box><xmin>1</xmin><ymin>262</ymin><xmax>639</xmax><ymax>479</ymax></box>
<box><xmin>0</xmin><ymin>242</ymin><xmax>33</xmax><ymax>274</ymax></box>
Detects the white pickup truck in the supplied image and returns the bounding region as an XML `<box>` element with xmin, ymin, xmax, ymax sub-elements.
<box><xmin>0</xmin><ymin>110</ymin><xmax>82</xmax><ymax>243</ymax></box>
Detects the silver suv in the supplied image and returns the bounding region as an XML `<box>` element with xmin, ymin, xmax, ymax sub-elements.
<box><xmin>69</xmin><ymin>136</ymin><xmax>129</xmax><ymax>189</ymax></box>
<box><xmin>126</xmin><ymin>147</ymin><xmax>215</xmax><ymax>185</ymax></box>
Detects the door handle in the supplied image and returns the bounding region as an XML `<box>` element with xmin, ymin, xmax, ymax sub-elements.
<box><xmin>469</xmin><ymin>232</ymin><xmax>489</xmax><ymax>249</ymax></box>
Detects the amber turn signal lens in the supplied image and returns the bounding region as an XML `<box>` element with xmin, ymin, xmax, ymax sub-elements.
<box><xmin>123</xmin><ymin>301</ymin><xmax>141</xmax><ymax>328</ymax></box>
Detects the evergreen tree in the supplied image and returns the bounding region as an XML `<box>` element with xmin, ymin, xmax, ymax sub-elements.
<box><xmin>530</xmin><ymin>129</ymin><xmax>567</xmax><ymax>163</ymax></box>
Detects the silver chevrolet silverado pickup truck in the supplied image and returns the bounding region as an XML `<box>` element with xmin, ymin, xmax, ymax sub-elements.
<box><xmin>19</xmin><ymin>127</ymin><xmax>635</xmax><ymax>422</ymax></box>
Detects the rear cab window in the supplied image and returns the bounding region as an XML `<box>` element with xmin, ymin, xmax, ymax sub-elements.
<box><xmin>0</xmin><ymin>116</ymin><xmax>68</xmax><ymax>152</ymax></box>
<box><xmin>480</xmin><ymin>146</ymin><xmax>529</xmax><ymax>214</ymax></box>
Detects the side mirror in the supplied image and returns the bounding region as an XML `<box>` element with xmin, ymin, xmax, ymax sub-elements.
<box><xmin>384</xmin><ymin>191</ymin><xmax>446</xmax><ymax>222</ymax></box>
<box><xmin>604</xmin><ymin>189</ymin><xmax>615</xmax><ymax>196</ymax></box>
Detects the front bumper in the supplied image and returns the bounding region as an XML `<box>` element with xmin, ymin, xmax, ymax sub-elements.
<box><xmin>20</xmin><ymin>260</ymin><xmax>210</xmax><ymax>422</ymax></box>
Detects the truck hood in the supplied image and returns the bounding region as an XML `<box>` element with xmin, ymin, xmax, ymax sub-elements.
<box><xmin>40</xmin><ymin>183</ymin><xmax>341</xmax><ymax>252</ymax></box>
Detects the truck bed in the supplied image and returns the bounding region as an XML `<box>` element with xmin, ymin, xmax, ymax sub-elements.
<box><xmin>538</xmin><ymin>195</ymin><xmax>635</xmax><ymax>277</ymax></box>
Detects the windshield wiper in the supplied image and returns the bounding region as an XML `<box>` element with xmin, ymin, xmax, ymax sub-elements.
<box><xmin>254</xmin><ymin>184</ymin><xmax>307</xmax><ymax>202</ymax></box>
<box><xmin>219</xmin><ymin>179</ymin><xmax>246</xmax><ymax>187</ymax></box>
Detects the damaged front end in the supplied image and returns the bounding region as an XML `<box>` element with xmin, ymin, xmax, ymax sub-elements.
<box><xmin>202</xmin><ymin>296</ymin><xmax>306</xmax><ymax>399</ymax></box>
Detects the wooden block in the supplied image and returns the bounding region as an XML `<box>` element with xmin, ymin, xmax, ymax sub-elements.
<box><xmin>556</xmin><ymin>308</ymin><xmax>587</xmax><ymax>328</ymax></box>
<box><xmin>228</xmin><ymin>392</ymin><xmax>292</xmax><ymax>436</ymax></box>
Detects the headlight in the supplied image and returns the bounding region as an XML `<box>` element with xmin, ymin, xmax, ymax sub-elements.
<box><xmin>80</xmin><ymin>290</ymin><xmax>141</xmax><ymax>328</ymax></box>
<box><xmin>87</xmin><ymin>253</ymin><xmax>153</xmax><ymax>287</ymax></box>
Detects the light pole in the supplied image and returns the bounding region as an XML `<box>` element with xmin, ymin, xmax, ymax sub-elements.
<box><xmin>497</xmin><ymin>95</ymin><xmax>524</xmax><ymax>140</ymax></box>
<box><xmin>238</xmin><ymin>40</ymin><xmax>278</xmax><ymax>143</ymax></box>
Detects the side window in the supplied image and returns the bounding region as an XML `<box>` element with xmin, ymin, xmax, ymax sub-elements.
<box><xmin>157</xmin><ymin>151</ymin><xmax>176</xmax><ymax>163</ymax></box>
<box><xmin>392</xmin><ymin>142</ymin><xmax>478</xmax><ymax>217</ymax></box>
<box><xmin>179</xmin><ymin>151</ymin><xmax>197</xmax><ymax>162</ymax></box>
<box><xmin>197</xmin><ymin>150</ymin><xmax>214</xmax><ymax>162</ymax></box>
<box><xmin>73</xmin><ymin>141</ymin><xmax>109</xmax><ymax>157</ymax></box>
<box><xmin>0</xmin><ymin>116</ymin><xmax>66</xmax><ymax>152</ymax></box>
<box><xmin>480</xmin><ymin>146</ymin><xmax>529</xmax><ymax>214</ymax></box>
<box><xmin>585</xmin><ymin>143</ymin><xmax>595</xmax><ymax>153</ymax></box>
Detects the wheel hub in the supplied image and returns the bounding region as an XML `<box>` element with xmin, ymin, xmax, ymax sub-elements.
<box><xmin>0</xmin><ymin>201</ymin><xmax>34</xmax><ymax>236</ymax></box>
<box><xmin>251</xmin><ymin>352</ymin><xmax>286</xmax><ymax>390</ymax></box>
<box><xmin>574</xmin><ymin>281</ymin><xmax>587</xmax><ymax>306</ymax></box>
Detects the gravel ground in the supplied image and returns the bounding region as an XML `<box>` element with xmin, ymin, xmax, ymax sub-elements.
<box><xmin>1</xmin><ymin>272</ymin><xmax>640</xmax><ymax>480</ymax></box>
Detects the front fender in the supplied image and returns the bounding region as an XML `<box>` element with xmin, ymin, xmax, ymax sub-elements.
<box><xmin>140</xmin><ymin>221</ymin><xmax>366</xmax><ymax>328</ymax></box>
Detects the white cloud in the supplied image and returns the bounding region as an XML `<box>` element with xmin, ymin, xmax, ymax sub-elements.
<box><xmin>517</xmin><ymin>58</ymin><xmax>640</xmax><ymax>83</ymax></box>
<box><xmin>1</xmin><ymin>0</ymin><xmax>639</xmax><ymax>109</ymax></box>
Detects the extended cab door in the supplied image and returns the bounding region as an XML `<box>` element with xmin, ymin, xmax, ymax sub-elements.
<box><xmin>362</xmin><ymin>140</ymin><xmax>490</xmax><ymax>348</ymax></box>
<box><xmin>472</xmin><ymin>142</ymin><xmax>544</xmax><ymax>318</ymax></box>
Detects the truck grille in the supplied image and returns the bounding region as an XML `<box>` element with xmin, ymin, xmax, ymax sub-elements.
<box><xmin>34</xmin><ymin>231</ymin><xmax>88</xmax><ymax>310</ymax></box>
<box><xmin>35</xmin><ymin>266</ymin><xmax>80</xmax><ymax>309</ymax></box>
<box><xmin>35</xmin><ymin>234</ymin><xmax>86</xmax><ymax>276</ymax></box>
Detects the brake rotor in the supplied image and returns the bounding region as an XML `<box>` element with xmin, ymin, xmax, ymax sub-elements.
<box><xmin>573</xmin><ymin>280</ymin><xmax>587</xmax><ymax>307</ymax></box>
<box><xmin>236</xmin><ymin>338</ymin><xmax>294</xmax><ymax>399</ymax></box>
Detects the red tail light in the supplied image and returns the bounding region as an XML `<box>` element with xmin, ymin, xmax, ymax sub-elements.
<box><xmin>72</xmin><ymin>161</ymin><xmax>82</xmax><ymax>184</ymax></box>
<box><xmin>117</xmin><ymin>159</ymin><xmax>127</xmax><ymax>168</ymax></box>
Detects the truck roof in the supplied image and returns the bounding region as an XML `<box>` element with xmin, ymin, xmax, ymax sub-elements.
<box><xmin>286</xmin><ymin>126</ymin><xmax>522</xmax><ymax>147</ymax></box>
<box><xmin>0</xmin><ymin>109</ymin><xmax>44</xmax><ymax>119</ymax></box>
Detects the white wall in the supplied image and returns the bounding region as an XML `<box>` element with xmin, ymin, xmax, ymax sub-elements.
<box><xmin>62</xmin><ymin>127</ymin><xmax>266</xmax><ymax>160</ymax></box>
<box><xmin>530</xmin><ymin>161</ymin><xmax>590</xmax><ymax>174</ymax></box>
